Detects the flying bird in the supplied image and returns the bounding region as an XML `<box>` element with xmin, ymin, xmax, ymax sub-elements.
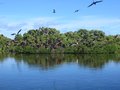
<box><xmin>17</xmin><ymin>29</ymin><xmax>22</xmax><ymax>35</ymax></box>
<box><xmin>11</xmin><ymin>29</ymin><xmax>22</xmax><ymax>36</ymax></box>
<box><xmin>88</xmin><ymin>0</ymin><xmax>103</xmax><ymax>7</ymax></box>
<box><xmin>74</xmin><ymin>10</ymin><xmax>79</xmax><ymax>13</ymax></box>
<box><xmin>53</xmin><ymin>9</ymin><xmax>56</xmax><ymax>13</ymax></box>
<box><xmin>11</xmin><ymin>33</ymin><xmax>16</xmax><ymax>35</ymax></box>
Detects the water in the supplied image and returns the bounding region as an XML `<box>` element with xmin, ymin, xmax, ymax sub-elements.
<box><xmin>0</xmin><ymin>54</ymin><xmax>120</xmax><ymax>90</ymax></box>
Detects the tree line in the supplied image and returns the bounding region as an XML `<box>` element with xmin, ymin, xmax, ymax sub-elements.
<box><xmin>1</xmin><ymin>27</ymin><xmax>120</xmax><ymax>54</ymax></box>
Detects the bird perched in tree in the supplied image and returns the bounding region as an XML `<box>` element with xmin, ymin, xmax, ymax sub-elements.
<box><xmin>88</xmin><ymin>0</ymin><xmax>103</xmax><ymax>7</ymax></box>
<box><xmin>53</xmin><ymin>9</ymin><xmax>56</xmax><ymax>13</ymax></box>
<box><xmin>74</xmin><ymin>10</ymin><xmax>79</xmax><ymax>13</ymax></box>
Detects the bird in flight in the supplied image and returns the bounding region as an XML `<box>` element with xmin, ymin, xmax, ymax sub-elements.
<box><xmin>17</xmin><ymin>29</ymin><xmax>22</xmax><ymax>35</ymax></box>
<box><xmin>74</xmin><ymin>10</ymin><xmax>79</xmax><ymax>13</ymax></box>
<box><xmin>88</xmin><ymin>0</ymin><xmax>103</xmax><ymax>7</ymax></box>
<box><xmin>53</xmin><ymin>9</ymin><xmax>56</xmax><ymax>13</ymax></box>
<box><xmin>11</xmin><ymin>33</ymin><xmax>16</xmax><ymax>35</ymax></box>
<box><xmin>11</xmin><ymin>29</ymin><xmax>22</xmax><ymax>35</ymax></box>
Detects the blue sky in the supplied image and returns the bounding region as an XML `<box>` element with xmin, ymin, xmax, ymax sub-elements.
<box><xmin>0</xmin><ymin>0</ymin><xmax>120</xmax><ymax>38</ymax></box>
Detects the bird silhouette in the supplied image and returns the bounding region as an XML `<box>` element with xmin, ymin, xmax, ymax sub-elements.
<box><xmin>53</xmin><ymin>9</ymin><xmax>56</xmax><ymax>13</ymax></box>
<box><xmin>11</xmin><ymin>29</ymin><xmax>22</xmax><ymax>35</ymax></box>
<box><xmin>88</xmin><ymin>0</ymin><xmax>103</xmax><ymax>7</ymax></box>
<box><xmin>17</xmin><ymin>29</ymin><xmax>22</xmax><ymax>35</ymax></box>
<box><xmin>11</xmin><ymin>33</ymin><xmax>16</xmax><ymax>35</ymax></box>
<box><xmin>74</xmin><ymin>10</ymin><xmax>79</xmax><ymax>13</ymax></box>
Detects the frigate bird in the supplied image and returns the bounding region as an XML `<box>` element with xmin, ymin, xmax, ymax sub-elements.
<box><xmin>53</xmin><ymin>9</ymin><xmax>56</xmax><ymax>13</ymax></box>
<box><xmin>11</xmin><ymin>29</ymin><xmax>22</xmax><ymax>35</ymax></box>
<box><xmin>11</xmin><ymin>33</ymin><xmax>16</xmax><ymax>35</ymax></box>
<box><xmin>74</xmin><ymin>10</ymin><xmax>79</xmax><ymax>13</ymax></box>
<box><xmin>88</xmin><ymin>0</ymin><xmax>103</xmax><ymax>7</ymax></box>
<box><xmin>17</xmin><ymin>29</ymin><xmax>22</xmax><ymax>35</ymax></box>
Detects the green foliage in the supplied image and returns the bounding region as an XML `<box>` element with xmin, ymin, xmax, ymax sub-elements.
<box><xmin>0</xmin><ymin>27</ymin><xmax>120</xmax><ymax>54</ymax></box>
<box><xmin>0</xmin><ymin>34</ymin><xmax>10</xmax><ymax>53</ymax></box>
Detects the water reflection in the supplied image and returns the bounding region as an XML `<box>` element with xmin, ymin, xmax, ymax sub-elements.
<box><xmin>1</xmin><ymin>54</ymin><xmax>120</xmax><ymax>69</ymax></box>
<box><xmin>0</xmin><ymin>54</ymin><xmax>9</xmax><ymax>62</ymax></box>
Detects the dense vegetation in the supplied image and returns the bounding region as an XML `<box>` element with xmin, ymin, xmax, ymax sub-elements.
<box><xmin>1</xmin><ymin>27</ymin><xmax>120</xmax><ymax>54</ymax></box>
<box><xmin>0</xmin><ymin>34</ymin><xmax>10</xmax><ymax>53</ymax></box>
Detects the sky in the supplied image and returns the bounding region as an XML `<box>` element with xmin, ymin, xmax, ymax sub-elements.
<box><xmin>0</xmin><ymin>0</ymin><xmax>120</xmax><ymax>38</ymax></box>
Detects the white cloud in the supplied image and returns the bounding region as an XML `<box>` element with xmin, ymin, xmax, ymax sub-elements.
<box><xmin>0</xmin><ymin>16</ymin><xmax>61</xmax><ymax>38</ymax></box>
<box><xmin>0</xmin><ymin>16</ymin><xmax>120</xmax><ymax>38</ymax></box>
<box><xmin>49</xmin><ymin>17</ymin><xmax>120</xmax><ymax>34</ymax></box>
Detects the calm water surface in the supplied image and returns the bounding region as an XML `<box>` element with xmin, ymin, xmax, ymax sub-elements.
<box><xmin>0</xmin><ymin>54</ymin><xmax>120</xmax><ymax>90</ymax></box>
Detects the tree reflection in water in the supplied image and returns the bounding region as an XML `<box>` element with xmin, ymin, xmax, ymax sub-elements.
<box><xmin>1</xmin><ymin>54</ymin><xmax>120</xmax><ymax>70</ymax></box>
